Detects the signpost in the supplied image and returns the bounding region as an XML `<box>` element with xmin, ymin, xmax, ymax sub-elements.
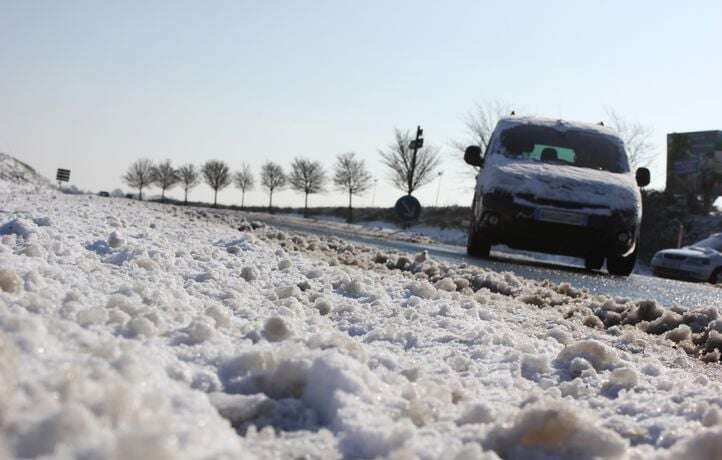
<box><xmin>667</xmin><ymin>131</ymin><xmax>722</xmax><ymax>209</ymax></box>
<box><xmin>395</xmin><ymin>125</ymin><xmax>425</xmax><ymax>225</ymax></box>
<box><xmin>56</xmin><ymin>168</ymin><xmax>70</xmax><ymax>189</ymax></box>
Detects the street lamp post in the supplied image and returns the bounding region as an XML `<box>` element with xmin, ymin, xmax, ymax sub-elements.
<box><xmin>434</xmin><ymin>171</ymin><xmax>443</xmax><ymax>207</ymax></box>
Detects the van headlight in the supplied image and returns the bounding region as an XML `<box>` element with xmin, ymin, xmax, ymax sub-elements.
<box><xmin>483</xmin><ymin>190</ymin><xmax>514</xmax><ymax>208</ymax></box>
<box><xmin>613</xmin><ymin>209</ymin><xmax>638</xmax><ymax>226</ymax></box>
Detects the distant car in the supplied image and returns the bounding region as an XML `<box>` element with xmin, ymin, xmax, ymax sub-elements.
<box><xmin>651</xmin><ymin>233</ymin><xmax>722</xmax><ymax>284</ymax></box>
<box><xmin>98</xmin><ymin>191</ymin><xmax>110</xmax><ymax>197</ymax></box>
<box><xmin>463</xmin><ymin>116</ymin><xmax>650</xmax><ymax>276</ymax></box>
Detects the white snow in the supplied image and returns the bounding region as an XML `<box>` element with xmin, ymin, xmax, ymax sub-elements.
<box><xmin>0</xmin><ymin>218</ymin><xmax>38</xmax><ymax>239</ymax></box>
<box><xmin>482</xmin><ymin>155</ymin><xmax>640</xmax><ymax>214</ymax></box>
<box><xmin>0</xmin><ymin>270</ymin><xmax>22</xmax><ymax>294</ymax></box>
<box><xmin>485</xmin><ymin>400</ymin><xmax>627</xmax><ymax>459</ymax></box>
<box><xmin>0</xmin><ymin>152</ymin><xmax>53</xmax><ymax>188</ymax></box>
<box><xmin>3</xmin><ymin>175</ymin><xmax>722</xmax><ymax>459</ymax></box>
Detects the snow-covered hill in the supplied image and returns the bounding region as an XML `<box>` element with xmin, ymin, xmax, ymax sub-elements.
<box><xmin>3</xmin><ymin>179</ymin><xmax>722</xmax><ymax>459</ymax></box>
<box><xmin>0</xmin><ymin>153</ymin><xmax>52</xmax><ymax>188</ymax></box>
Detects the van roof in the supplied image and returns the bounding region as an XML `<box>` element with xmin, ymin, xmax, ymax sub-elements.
<box><xmin>496</xmin><ymin>116</ymin><xmax>622</xmax><ymax>140</ymax></box>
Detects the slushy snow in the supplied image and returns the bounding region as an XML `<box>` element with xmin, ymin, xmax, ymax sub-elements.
<box><xmin>3</xmin><ymin>176</ymin><xmax>722</xmax><ymax>458</ymax></box>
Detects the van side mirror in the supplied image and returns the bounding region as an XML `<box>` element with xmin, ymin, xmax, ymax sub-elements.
<box><xmin>464</xmin><ymin>145</ymin><xmax>483</xmax><ymax>167</ymax></box>
<box><xmin>636</xmin><ymin>167</ymin><xmax>650</xmax><ymax>187</ymax></box>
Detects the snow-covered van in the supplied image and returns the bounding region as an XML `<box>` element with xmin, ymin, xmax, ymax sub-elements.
<box><xmin>464</xmin><ymin>116</ymin><xmax>650</xmax><ymax>276</ymax></box>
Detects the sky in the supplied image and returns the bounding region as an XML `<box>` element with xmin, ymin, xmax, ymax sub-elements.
<box><xmin>1</xmin><ymin>1</ymin><xmax>721</xmax><ymax>208</ymax></box>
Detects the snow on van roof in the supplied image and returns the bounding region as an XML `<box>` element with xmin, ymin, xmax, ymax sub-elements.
<box><xmin>496</xmin><ymin>116</ymin><xmax>622</xmax><ymax>139</ymax></box>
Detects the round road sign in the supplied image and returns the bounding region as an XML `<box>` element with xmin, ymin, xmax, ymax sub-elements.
<box><xmin>394</xmin><ymin>195</ymin><xmax>422</xmax><ymax>222</ymax></box>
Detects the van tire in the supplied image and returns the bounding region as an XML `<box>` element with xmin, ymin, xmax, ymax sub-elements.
<box><xmin>584</xmin><ymin>254</ymin><xmax>604</xmax><ymax>271</ymax></box>
<box><xmin>467</xmin><ymin>224</ymin><xmax>491</xmax><ymax>258</ymax></box>
<box><xmin>607</xmin><ymin>244</ymin><xmax>637</xmax><ymax>277</ymax></box>
<box><xmin>709</xmin><ymin>268</ymin><xmax>722</xmax><ymax>284</ymax></box>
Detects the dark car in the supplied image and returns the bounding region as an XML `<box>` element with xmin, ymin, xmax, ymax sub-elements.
<box><xmin>98</xmin><ymin>191</ymin><xmax>110</xmax><ymax>197</ymax></box>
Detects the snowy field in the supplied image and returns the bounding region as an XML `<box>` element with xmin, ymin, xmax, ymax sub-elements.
<box><xmin>4</xmin><ymin>180</ymin><xmax>722</xmax><ymax>459</ymax></box>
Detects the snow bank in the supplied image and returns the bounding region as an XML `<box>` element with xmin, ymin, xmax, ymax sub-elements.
<box><xmin>0</xmin><ymin>152</ymin><xmax>53</xmax><ymax>188</ymax></box>
<box><xmin>663</xmin><ymin>428</ymin><xmax>722</xmax><ymax>459</ymax></box>
<box><xmin>2</xmin><ymin>178</ymin><xmax>722</xmax><ymax>459</ymax></box>
<box><xmin>0</xmin><ymin>218</ymin><xmax>37</xmax><ymax>239</ymax></box>
<box><xmin>556</xmin><ymin>340</ymin><xmax>619</xmax><ymax>372</ymax></box>
<box><xmin>486</xmin><ymin>400</ymin><xmax>627</xmax><ymax>459</ymax></box>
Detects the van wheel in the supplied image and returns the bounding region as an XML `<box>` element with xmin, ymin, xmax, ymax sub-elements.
<box><xmin>584</xmin><ymin>254</ymin><xmax>604</xmax><ymax>271</ymax></box>
<box><xmin>709</xmin><ymin>268</ymin><xmax>722</xmax><ymax>284</ymax></box>
<box><xmin>467</xmin><ymin>224</ymin><xmax>491</xmax><ymax>258</ymax></box>
<box><xmin>607</xmin><ymin>245</ymin><xmax>637</xmax><ymax>277</ymax></box>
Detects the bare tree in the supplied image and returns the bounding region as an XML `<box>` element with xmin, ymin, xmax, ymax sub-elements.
<box><xmin>604</xmin><ymin>108</ymin><xmax>656</xmax><ymax>169</ymax></box>
<box><xmin>380</xmin><ymin>129</ymin><xmax>441</xmax><ymax>195</ymax></box>
<box><xmin>333</xmin><ymin>152</ymin><xmax>373</xmax><ymax>222</ymax></box>
<box><xmin>151</xmin><ymin>159</ymin><xmax>179</xmax><ymax>201</ymax></box>
<box><xmin>122</xmin><ymin>158</ymin><xmax>154</xmax><ymax>200</ymax></box>
<box><xmin>177</xmin><ymin>164</ymin><xmax>200</xmax><ymax>204</ymax></box>
<box><xmin>233</xmin><ymin>163</ymin><xmax>254</xmax><ymax>209</ymax></box>
<box><xmin>453</xmin><ymin>100</ymin><xmax>516</xmax><ymax>178</ymax></box>
<box><xmin>260</xmin><ymin>162</ymin><xmax>286</xmax><ymax>210</ymax></box>
<box><xmin>288</xmin><ymin>157</ymin><xmax>326</xmax><ymax>216</ymax></box>
<box><xmin>202</xmin><ymin>160</ymin><xmax>231</xmax><ymax>207</ymax></box>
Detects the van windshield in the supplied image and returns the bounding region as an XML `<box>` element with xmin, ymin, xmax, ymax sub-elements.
<box><xmin>497</xmin><ymin>125</ymin><xmax>630</xmax><ymax>173</ymax></box>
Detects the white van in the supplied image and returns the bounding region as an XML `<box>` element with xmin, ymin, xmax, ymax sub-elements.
<box><xmin>463</xmin><ymin>116</ymin><xmax>650</xmax><ymax>276</ymax></box>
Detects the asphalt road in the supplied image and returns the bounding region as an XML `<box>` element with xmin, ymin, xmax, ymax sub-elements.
<box><xmin>247</xmin><ymin>213</ymin><xmax>722</xmax><ymax>310</ymax></box>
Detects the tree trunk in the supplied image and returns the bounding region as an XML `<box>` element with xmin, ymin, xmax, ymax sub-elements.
<box><xmin>347</xmin><ymin>190</ymin><xmax>353</xmax><ymax>223</ymax></box>
<box><xmin>304</xmin><ymin>192</ymin><xmax>309</xmax><ymax>218</ymax></box>
<box><xmin>184</xmin><ymin>187</ymin><xmax>188</xmax><ymax>204</ymax></box>
<box><xmin>139</xmin><ymin>185</ymin><xmax>143</xmax><ymax>201</ymax></box>
<box><xmin>161</xmin><ymin>187</ymin><xmax>166</xmax><ymax>202</ymax></box>
<box><xmin>241</xmin><ymin>190</ymin><xmax>245</xmax><ymax>209</ymax></box>
<box><xmin>268</xmin><ymin>190</ymin><xmax>273</xmax><ymax>212</ymax></box>
<box><xmin>213</xmin><ymin>189</ymin><xmax>218</xmax><ymax>207</ymax></box>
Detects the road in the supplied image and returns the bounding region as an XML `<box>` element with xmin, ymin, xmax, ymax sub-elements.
<box><xmin>244</xmin><ymin>213</ymin><xmax>722</xmax><ymax>310</ymax></box>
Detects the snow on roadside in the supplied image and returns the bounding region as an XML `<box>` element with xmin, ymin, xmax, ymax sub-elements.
<box><xmin>3</xmin><ymin>181</ymin><xmax>722</xmax><ymax>459</ymax></box>
<box><xmin>241</xmin><ymin>212</ymin><xmax>654</xmax><ymax>274</ymax></box>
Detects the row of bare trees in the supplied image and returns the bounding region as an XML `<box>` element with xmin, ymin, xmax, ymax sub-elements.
<box><xmin>121</xmin><ymin>153</ymin><xmax>377</xmax><ymax>220</ymax></box>
<box><xmin>122</xmin><ymin>159</ymin><xmax>232</xmax><ymax>205</ymax></box>
<box><xmin>454</xmin><ymin>101</ymin><xmax>657</xmax><ymax>175</ymax></box>
<box><xmin>122</xmin><ymin>107</ymin><xmax>654</xmax><ymax>218</ymax></box>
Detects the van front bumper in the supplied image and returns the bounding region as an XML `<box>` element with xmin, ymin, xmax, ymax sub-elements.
<box><xmin>476</xmin><ymin>193</ymin><xmax>638</xmax><ymax>258</ymax></box>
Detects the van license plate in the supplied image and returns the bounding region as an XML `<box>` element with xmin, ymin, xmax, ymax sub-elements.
<box><xmin>535</xmin><ymin>209</ymin><xmax>587</xmax><ymax>226</ymax></box>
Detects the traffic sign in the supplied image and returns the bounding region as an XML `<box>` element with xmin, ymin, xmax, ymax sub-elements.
<box><xmin>394</xmin><ymin>195</ymin><xmax>422</xmax><ymax>222</ymax></box>
<box><xmin>408</xmin><ymin>139</ymin><xmax>424</xmax><ymax>150</ymax></box>
<box><xmin>56</xmin><ymin>168</ymin><xmax>70</xmax><ymax>182</ymax></box>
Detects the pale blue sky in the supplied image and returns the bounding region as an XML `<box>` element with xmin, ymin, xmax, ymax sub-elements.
<box><xmin>1</xmin><ymin>1</ymin><xmax>721</xmax><ymax>207</ymax></box>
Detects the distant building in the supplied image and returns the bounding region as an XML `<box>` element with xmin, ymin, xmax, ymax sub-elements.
<box><xmin>667</xmin><ymin>130</ymin><xmax>722</xmax><ymax>208</ymax></box>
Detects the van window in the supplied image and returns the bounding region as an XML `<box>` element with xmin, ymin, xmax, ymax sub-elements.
<box><xmin>498</xmin><ymin>125</ymin><xmax>630</xmax><ymax>173</ymax></box>
<box><xmin>524</xmin><ymin>144</ymin><xmax>576</xmax><ymax>163</ymax></box>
